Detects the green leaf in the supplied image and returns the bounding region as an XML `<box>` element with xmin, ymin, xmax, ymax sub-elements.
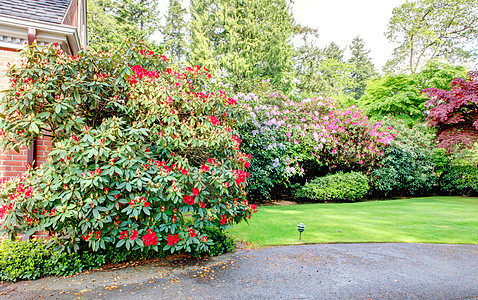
<box><xmin>30</xmin><ymin>122</ymin><xmax>39</xmax><ymax>134</ymax></box>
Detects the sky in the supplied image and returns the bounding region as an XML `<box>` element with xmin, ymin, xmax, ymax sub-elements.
<box><xmin>291</xmin><ymin>0</ymin><xmax>407</xmax><ymax>70</ymax></box>
<box><xmin>156</xmin><ymin>0</ymin><xmax>408</xmax><ymax>70</ymax></box>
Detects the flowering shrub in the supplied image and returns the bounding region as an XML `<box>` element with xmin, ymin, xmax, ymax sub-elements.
<box><xmin>237</xmin><ymin>82</ymin><xmax>395</xmax><ymax>198</ymax></box>
<box><xmin>0</xmin><ymin>40</ymin><xmax>257</xmax><ymax>254</ymax></box>
<box><xmin>369</xmin><ymin>119</ymin><xmax>438</xmax><ymax>197</ymax></box>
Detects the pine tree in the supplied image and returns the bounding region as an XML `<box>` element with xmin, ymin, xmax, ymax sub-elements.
<box><xmin>348</xmin><ymin>36</ymin><xmax>377</xmax><ymax>100</ymax></box>
<box><xmin>293</xmin><ymin>40</ymin><xmax>353</xmax><ymax>99</ymax></box>
<box><xmin>161</xmin><ymin>0</ymin><xmax>187</xmax><ymax>61</ymax></box>
<box><xmin>87</xmin><ymin>0</ymin><xmax>143</xmax><ymax>52</ymax></box>
<box><xmin>188</xmin><ymin>0</ymin><xmax>294</xmax><ymax>92</ymax></box>
<box><xmin>116</xmin><ymin>0</ymin><xmax>161</xmax><ymax>38</ymax></box>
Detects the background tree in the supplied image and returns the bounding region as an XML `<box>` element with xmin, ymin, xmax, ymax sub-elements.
<box><xmin>293</xmin><ymin>39</ymin><xmax>353</xmax><ymax>100</ymax></box>
<box><xmin>87</xmin><ymin>0</ymin><xmax>161</xmax><ymax>52</ymax></box>
<box><xmin>161</xmin><ymin>0</ymin><xmax>188</xmax><ymax>62</ymax></box>
<box><xmin>422</xmin><ymin>71</ymin><xmax>478</xmax><ymax>151</ymax></box>
<box><xmin>188</xmin><ymin>0</ymin><xmax>295</xmax><ymax>92</ymax></box>
<box><xmin>347</xmin><ymin>36</ymin><xmax>377</xmax><ymax>100</ymax></box>
<box><xmin>360</xmin><ymin>62</ymin><xmax>467</xmax><ymax>122</ymax></box>
<box><xmin>87</xmin><ymin>0</ymin><xmax>140</xmax><ymax>51</ymax></box>
<box><xmin>115</xmin><ymin>0</ymin><xmax>161</xmax><ymax>38</ymax></box>
<box><xmin>385</xmin><ymin>0</ymin><xmax>478</xmax><ymax>74</ymax></box>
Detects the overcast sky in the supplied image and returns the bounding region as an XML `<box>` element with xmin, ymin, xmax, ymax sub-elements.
<box><xmin>291</xmin><ymin>0</ymin><xmax>407</xmax><ymax>70</ymax></box>
<box><xmin>156</xmin><ymin>0</ymin><xmax>408</xmax><ymax>70</ymax></box>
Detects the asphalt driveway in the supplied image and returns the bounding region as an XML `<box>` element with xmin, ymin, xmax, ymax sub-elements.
<box><xmin>1</xmin><ymin>243</ymin><xmax>477</xmax><ymax>299</ymax></box>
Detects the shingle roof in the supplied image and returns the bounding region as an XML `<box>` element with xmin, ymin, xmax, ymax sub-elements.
<box><xmin>0</xmin><ymin>0</ymin><xmax>72</xmax><ymax>24</ymax></box>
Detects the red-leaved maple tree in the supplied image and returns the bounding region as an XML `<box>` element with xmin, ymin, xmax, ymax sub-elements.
<box><xmin>422</xmin><ymin>71</ymin><xmax>478</xmax><ymax>151</ymax></box>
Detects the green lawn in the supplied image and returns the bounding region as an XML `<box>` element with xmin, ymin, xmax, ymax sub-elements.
<box><xmin>228</xmin><ymin>196</ymin><xmax>478</xmax><ymax>245</ymax></box>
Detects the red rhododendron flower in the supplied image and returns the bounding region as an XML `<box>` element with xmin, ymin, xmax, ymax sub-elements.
<box><xmin>220</xmin><ymin>215</ymin><xmax>228</xmax><ymax>225</ymax></box>
<box><xmin>142</xmin><ymin>229</ymin><xmax>159</xmax><ymax>246</ymax></box>
<box><xmin>187</xmin><ymin>227</ymin><xmax>197</xmax><ymax>238</ymax></box>
<box><xmin>183</xmin><ymin>195</ymin><xmax>195</xmax><ymax>205</ymax></box>
<box><xmin>16</xmin><ymin>183</ymin><xmax>25</xmax><ymax>193</ymax></box>
<box><xmin>209</xmin><ymin>116</ymin><xmax>220</xmax><ymax>126</ymax></box>
<box><xmin>201</xmin><ymin>164</ymin><xmax>210</xmax><ymax>172</ymax></box>
<box><xmin>192</xmin><ymin>188</ymin><xmax>200</xmax><ymax>196</ymax></box>
<box><xmin>250</xmin><ymin>204</ymin><xmax>258</xmax><ymax>213</ymax></box>
<box><xmin>226</xmin><ymin>97</ymin><xmax>237</xmax><ymax>105</ymax></box>
<box><xmin>167</xmin><ymin>234</ymin><xmax>180</xmax><ymax>246</ymax></box>
<box><xmin>24</xmin><ymin>187</ymin><xmax>32</xmax><ymax>198</ymax></box>
<box><xmin>130</xmin><ymin>229</ymin><xmax>138</xmax><ymax>240</ymax></box>
<box><xmin>119</xmin><ymin>230</ymin><xmax>128</xmax><ymax>240</ymax></box>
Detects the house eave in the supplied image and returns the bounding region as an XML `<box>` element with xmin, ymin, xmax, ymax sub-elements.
<box><xmin>0</xmin><ymin>14</ymin><xmax>81</xmax><ymax>54</ymax></box>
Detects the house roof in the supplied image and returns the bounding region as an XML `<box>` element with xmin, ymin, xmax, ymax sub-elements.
<box><xmin>0</xmin><ymin>0</ymin><xmax>72</xmax><ymax>24</ymax></box>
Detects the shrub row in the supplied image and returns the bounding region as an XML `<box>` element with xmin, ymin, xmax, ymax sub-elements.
<box><xmin>0</xmin><ymin>227</ymin><xmax>234</xmax><ymax>282</ymax></box>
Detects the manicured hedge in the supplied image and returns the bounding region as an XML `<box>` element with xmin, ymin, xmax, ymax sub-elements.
<box><xmin>292</xmin><ymin>171</ymin><xmax>369</xmax><ymax>202</ymax></box>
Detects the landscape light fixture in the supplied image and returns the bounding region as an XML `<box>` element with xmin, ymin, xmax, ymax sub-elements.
<box><xmin>297</xmin><ymin>223</ymin><xmax>306</xmax><ymax>241</ymax></box>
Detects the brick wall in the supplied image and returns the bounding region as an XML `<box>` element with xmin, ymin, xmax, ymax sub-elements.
<box><xmin>0</xmin><ymin>48</ymin><xmax>52</xmax><ymax>179</ymax></box>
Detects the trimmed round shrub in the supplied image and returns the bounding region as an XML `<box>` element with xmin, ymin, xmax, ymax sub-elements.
<box><xmin>292</xmin><ymin>171</ymin><xmax>369</xmax><ymax>202</ymax></box>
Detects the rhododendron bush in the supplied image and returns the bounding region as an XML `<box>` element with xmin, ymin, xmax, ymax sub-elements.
<box><xmin>237</xmin><ymin>82</ymin><xmax>396</xmax><ymax>198</ymax></box>
<box><xmin>0</xmin><ymin>40</ymin><xmax>256</xmax><ymax>253</ymax></box>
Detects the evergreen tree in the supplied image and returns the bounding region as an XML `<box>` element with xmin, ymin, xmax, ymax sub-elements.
<box><xmin>161</xmin><ymin>0</ymin><xmax>187</xmax><ymax>61</ymax></box>
<box><xmin>87</xmin><ymin>0</ymin><xmax>142</xmax><ymax>52</ymax></box>
<box><xmin>348</xmin><ymin>36</ymin><xmax>377</xmax><ymax>100</ymax></box>
<box><xmin>116</xmin><ymin>0</ymin><xmax>161</xmax><ymax>38</ymax></box>
<box><xmin>293</xmin><ymin>40</ymin><xmax>353</xmax><ymax>100</ymax></box>
<box><xmin>188</xmin><ymin>0</ymin><xmax>294</xmax><ymax>92</ymax></box>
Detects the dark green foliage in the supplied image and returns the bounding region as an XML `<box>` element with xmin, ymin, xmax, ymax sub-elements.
<box><xmin>0</xmin><ymin>239</ymin><xmax>174</xmax><ymax>282</ymax></box>
<box><xmin>440</xmin><ymin>165</ymin><xmax>478</xmax><ymax>196</ymax></box>
<box><xmin>0</xmin><ymin>240</ymin><xmax>104</xmax><ymax>282</ymax></box>
<box><xmin>190</xmin><ymin>227</ymin><xmax>236</xmax><ymax>257</ymax></box>
<box><xmin>115</xmin><ymin>0</ymin><xmax>160</xmax><ymax>37</ymax></box>
<box><xmin>0</xmin><ymin>240</ymin><xmax>50</xmax><ymax>281</ymax></box>
<box><xmin>347</xmin><ymin>36</ymin><xmax>378</xmax><ymax>100</ymax></box>
<box><xmin>439</xmin><ymin>145</ymin><xmax>478</xmax><ymax>196</ymax></box>
<box><xmin>292</xmin><ymin>171</ymin><xmax>369</xmax><ymax>202</ymax></box>
<box><xmin>161</xmin><ymin>0</ymin><xmax>188</xmax><ymax>61</ymax></box>
<box><xmin>370</xmin><ymin>120</ymin><xmax>437</xmax><ymax>197</ymax></box>
<box><xmin>188</xmin><ymin>0</ymin><xmax>295</xmax><ymax>92</ymax></box>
